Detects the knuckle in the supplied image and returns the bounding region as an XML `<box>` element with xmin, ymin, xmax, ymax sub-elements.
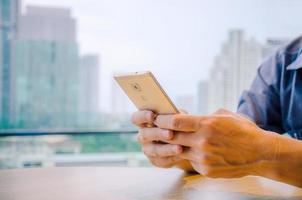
<box><xmin>144</xmin><ymin>111</ymin><xmax>155</xmax><ymax>122</ymax></box>
<box><xmin>131</xmin><ymin>111</ymin><xmax>155</xmax><ymax>125</ymax></box>
<box><xmin>197</xmin><ymin>139</ymin><xmax>211</xmax><ymax>151</ymax></box>
<box><xmin>208</xmin><ymin>117</ymin><xmax>218</xmax><ymax>126</ymax></box>
<box><xmin>171</xmin><ymin>115</ymin><xmax>182</xmax><ymax>129</ymax></box>
<box><xmin>203</xmin><ymin>117</ymin><xmax>221</xmax><ymax>133</ymax></box>
<box><xmin>156</xmin><ymin>129</ymin><xmax>172</xmax><ymax>142</ymax></box>
<box><xmin>203</xmin><ymin>118</ymin><xmax>214</xmax><ymax>128</ymax></box>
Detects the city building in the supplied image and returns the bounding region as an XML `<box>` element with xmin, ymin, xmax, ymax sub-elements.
<box><xmin>79</xmin><ymin>54</ymin><xmax>100</xmax><ymax>113</ymax></box>
<box><xmin>14</xmin><ymin>5</ymin><xmax>80</xmax><ymax>128</ymax></box>
<box><xmin>78</xmin><ymin>54</ymin><xmax>101</xmax><ymax>127</ymax></box>
<box><xmin>263</xmin><ymin>38</ymin><xmax>289</xmax><ymax>58</ymax></box>
<box><xmin>109</xmin><ymin>75</ymin><xmax>136</xmax><ymax>129</ymax></box>
<box><xmin>0</xmin><ymin>0</ymin><xmax>20</xmax><ymax>127</ymax></box>
<box><xmin>18</xmin><ymin>6</ymin><xmax>76</xmax><ymax>42</ymax></box>
<box><xmin>202</xmin><ymin>30</ymin><xmax>288</xmax><ymax>114</ymax></box>
<box><xmin>197</xmin><ymin>80</ymin><xmax>208</xmax><ymax>114</ymax></box>
<box><xmin>175</xmin><ymin>94</ymin><xmax>195</xmax><ymax>114</ymax></box>
<box><xmin>110</xmin><ymin>75</ymin><xmax>135</xmax><ymax>115</ymax></box>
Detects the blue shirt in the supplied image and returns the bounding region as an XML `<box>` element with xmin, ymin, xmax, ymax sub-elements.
<box><xmin>237</xmin><ymin>36</ymin><xmax>302</xmax><ymax>140</ymax></box>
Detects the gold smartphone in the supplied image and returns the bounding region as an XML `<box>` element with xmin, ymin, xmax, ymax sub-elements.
<box><xmin>114</xmin><ymin>71</ymin><xmax>179</xmax><ymax>114</ymax></box>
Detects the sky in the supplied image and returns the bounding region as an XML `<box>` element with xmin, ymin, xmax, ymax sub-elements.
<box><xmin>22</xmin><ymin>0</ymin><xmax>302</xmax><ymax>112</ymax></box>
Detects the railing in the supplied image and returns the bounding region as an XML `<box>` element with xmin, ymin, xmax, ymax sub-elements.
<box><xmin>0</xmin><ymin>129</ymin><xmax>138</xmax><ymax>137</ymax></box>
<box><xmin>0</xmin><ymin>129</ymin><xmax>143</xmax><ymax>169</ymax></box>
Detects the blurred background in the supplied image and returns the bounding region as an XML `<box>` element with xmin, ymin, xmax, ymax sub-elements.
<box><xmin>0</xmin><ymin>0</ymin><xmax>301</xmax><ymax>169</ymax></box>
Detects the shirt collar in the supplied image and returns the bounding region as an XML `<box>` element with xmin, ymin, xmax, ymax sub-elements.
<box><xmin>286</xmin><ymin>51</ymin><xmax>302</xmax><ymax>70</ymax></box>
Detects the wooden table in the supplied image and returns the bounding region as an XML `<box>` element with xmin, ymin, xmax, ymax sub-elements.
<box><xmin>1</xmin><ymin>167</ymin><xmax>302</xmax><ymax>200</ymax></box>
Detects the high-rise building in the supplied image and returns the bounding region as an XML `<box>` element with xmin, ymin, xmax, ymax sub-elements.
<box><xmin>78</xmin><ymin>54</ymin><xmax>101</xmax><ymax>127</ymax></box>
<box><xmin>203</xmin><ymin>30</ymin><xmax>288</xmax><ymax>114</ymax></box>
<box><xmin>18</xmin><ymin>6</ymin><xmax>76</xmax><ymax>42</ymax></box>
<box><xmin>111</xmin><ymin>75</ymin><xmax>135</xmax><ymax>115</ymax></box>
<box><xmin>197</xmin><ymin>80</ymin><xmax>208</xmax><ymax>114</ymax></box>
<box><xmin>175</xmin><ymin>95</ymin><xmax>195</xmax><ymax>114</ymax></box>
<box><xmin>14</xmin><ymin>6</ymin><xmax>79</xmax><ymax>128</ymax></box>
<box><xmin>207</xmin><ymin>30</ymin><xmax>263</xmax><ymax>112</ymax></box>
<box><xmin>263</xmin><ymin>38</ymin><xmax>289</xmax><ymax>58</ymax></box>
<box><xmin>79</xmin><ymin>55</ymin><xmax>101</xmax><ymax>114</ymax></box>
<box><xmin>0</xmin><ymin>0</ymin><xmax>20</xmax><ymax>127</ymax></box>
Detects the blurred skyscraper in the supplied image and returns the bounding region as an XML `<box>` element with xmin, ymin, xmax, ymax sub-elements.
<box><xmin>197</xmin><ymin>80</ymin><xmax>208</xmax><ymax>114</ymax></box>
<box><xmin>110</xmin><ymin>74</ymin><xmax>136</xmax><ymax>116</ymax></box>
<box><xmin>78</xmin><ymin>54</ymin><xmax>101</xmax><ymax>126</ymax></box>
<box><xmin>14</xmin><ymin>6</ymin><xmax>79</xmax><ymax>128</ymax></box>
<box><xmin>0</xmin><ymin>0</ymin><xmax>20</xmax><ymax>127</ymax></box>
<box><xmin>200</xmin><ymin>30</ymin><xmax>288</xmax><ymax>114</ymax></box>
<box><xmin>79</xmin><ymin>55</ymin><xmax>100</xmax><ymax>113</ymax></box>
<box><xmin>175</xmin><ymin>95</ymin><xmax>195</xmax><ymax>114</ymax></box>
<box><xmin>263</xmin><ymin>38</ymin><xmax>290</xmax><ymax>58</ymax></box>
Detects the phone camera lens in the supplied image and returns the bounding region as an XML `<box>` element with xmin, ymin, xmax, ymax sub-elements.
<box><xmin>130</xmin><ymin>83</ymin><xmax>142</xmax><ymax>92</ymax></box>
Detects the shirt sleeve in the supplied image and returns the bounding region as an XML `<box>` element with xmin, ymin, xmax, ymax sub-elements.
<box><xmin>237</xmin><ymin>52</ymin><xmax>285</xmax><ymax>134</ymax></box>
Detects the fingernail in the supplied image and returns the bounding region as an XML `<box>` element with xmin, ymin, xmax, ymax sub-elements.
<box><xmin>163</xmin><ymin>130</ymin><xmax>173</xmax><ymax>139</ymax></box>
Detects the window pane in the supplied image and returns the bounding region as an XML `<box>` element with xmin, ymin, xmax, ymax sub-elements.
<box><xmin>0</xmin><ymin>0</ymin><xmax>301</xmax><ymax>168</ymax></box>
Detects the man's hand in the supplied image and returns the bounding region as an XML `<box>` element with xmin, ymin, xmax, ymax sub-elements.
<box><xmin>154</xmin><ymin>109</ymin><xmax>272</xmax><ymax>178</ymax></box>
<box><xmin>132</xmin><ymin>109</ymin><xmax>302</xmax><ymax>187</ymax></box>
<box><xmin>131</xmin><ymin>110</ymin><xmax>193</xmax><ymax>170</ymax></box>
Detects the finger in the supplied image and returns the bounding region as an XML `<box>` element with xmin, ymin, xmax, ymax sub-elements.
<box><xmin>179</xmin><ymin>148</ymin><xmax>204</xmax><ymax>161</ymax></box>
<box><xmin>131</xmin><ymin>110</ymin><xmax>156</xmax><ymax>126</ymax></box>
<box><xmin>142</xmin><ymin>143</ymin><xmax>183</xmax><ymax>157</ymax></box>
<box><xmin>137</xmin><ymin>128</ymin><xmax>173</xmax><ymax>143</ymax></box>
<box><xmin>149</xmin><ymin>156</ymin><xmax>182</xmax><ymax>168</ymax></box>
<box><xmin>138</xmin><ymin>128</ymin><xmax>201</xmax><ymax>147</ymax></box>
<box><xmin>154</xmin><ymin>114</ymin><xmax>203</xmax><ymax>132</ymax></box>
<box><xmin>164</xmin><ymin>131</ymin><xmax>199</xmax><ymax>147</ymax></box>
<box><xmin>191</xmin><ymin>162</ymin><xmax>250</xmax><ymax>178</ymax></box>
<box><xmin>180</xmin><ymin>149</ymin><xmax>222</xmax><ymax>165</ymax></box>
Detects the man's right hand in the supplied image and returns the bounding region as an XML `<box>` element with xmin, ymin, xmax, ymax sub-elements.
<box><xmin>131</xmin><ymin>110</ymin><xmax>193</xmax><ymax>170</ymax></box>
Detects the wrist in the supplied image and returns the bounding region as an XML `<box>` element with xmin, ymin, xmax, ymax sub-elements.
<box><xmin>251</xmin><ymin>130</ymin><xmax>281</xmax><ymax>176</ymax></box>
<box><xmin>259</xmin><ymin>130</ymin><xmax>282</xmax><ymax>161</ymax></box>
<box><xmin>252</xmin><ymin>131</ymin><xmax>302</xmax><ymax>184</ymax></box>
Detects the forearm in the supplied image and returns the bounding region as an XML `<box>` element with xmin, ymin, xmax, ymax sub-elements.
<box><xmin>255</xmin><ymin>131</ymin><xmax>302</xmax><ymax>187</ymax></box>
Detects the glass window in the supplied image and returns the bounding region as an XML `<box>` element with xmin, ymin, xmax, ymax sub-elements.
<box><xmin>0</xmin><ymin>0</ymin><xmax>301</xmax><ymax>169</ymax></box>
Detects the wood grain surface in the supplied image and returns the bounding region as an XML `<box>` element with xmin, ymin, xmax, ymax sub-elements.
<box><xmin>0</xmin><ymin>167</ymin><xmax>302</xmax><ymax>200</ymax></box>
